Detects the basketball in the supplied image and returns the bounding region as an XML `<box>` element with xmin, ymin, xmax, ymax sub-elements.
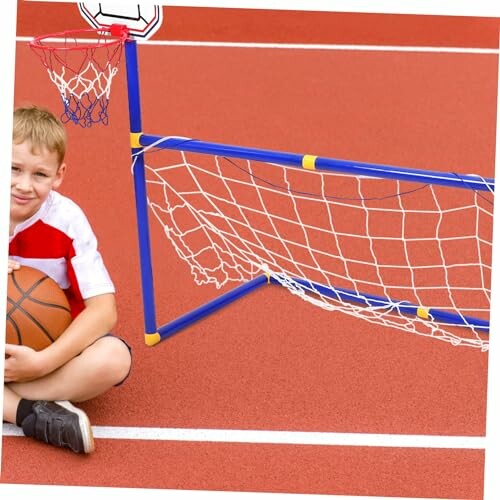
<box><xmin>6</xmin><ymin>265</ymin><xmax>72</xmax><ymax>351</ymax></box>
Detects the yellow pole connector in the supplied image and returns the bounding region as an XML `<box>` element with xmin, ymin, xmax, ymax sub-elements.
<box><xmin>130</xmin><ymin>132</ymin><xmax>143</xmax><ymax>149</ymax></box>
<box><xmin>302</xmin><ymin>155</ymin><xmax>317</xmax><ymax>170</ymax></box>
<box><xmin>417</xmin><ymin>306</ymin><xmax>430</xmax><ymax>320</ymax></box>
<box><xmin>145</xmin><ymin>332</ymin><xmax>161</xmax><ymax>346</ymax></box>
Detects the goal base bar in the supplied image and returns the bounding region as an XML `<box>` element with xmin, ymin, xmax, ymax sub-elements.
<box><xmin>153</xmin><ymin>275</ymin><xmax>270</xmax><ymax>344</ymax></box>
<box><xmin>279</xmin><ymin>276</ymin><xmax>490</xmax><ymax>331</ymax></box>
<box><xmin>147</xmin><ymin>274</ymin><xmax>489</xmax><ymax>345</ymax></box>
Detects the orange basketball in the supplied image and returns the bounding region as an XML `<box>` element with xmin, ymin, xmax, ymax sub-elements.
<box><xmin>6</xmin><ymin>266</ymin><xmax>72</xmax><ymax>351</ymax></box>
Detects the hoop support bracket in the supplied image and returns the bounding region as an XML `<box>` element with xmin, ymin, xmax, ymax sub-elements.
<box><xmin>109</xmin><ymin>24</ymin><xmax>129</xmax><ymax>37</ymax></box>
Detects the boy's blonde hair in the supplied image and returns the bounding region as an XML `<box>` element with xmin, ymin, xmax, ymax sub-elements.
<box><xmin>13</xmin><ymin>105</ymin><xmax>67</xmax><ymax>165</ymax></box>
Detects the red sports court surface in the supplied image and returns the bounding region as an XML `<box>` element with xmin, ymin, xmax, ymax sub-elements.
<box><xmin>2</xmin><ymin>3</ymin><xmax>500</xmax><ymax>498</ymax></box>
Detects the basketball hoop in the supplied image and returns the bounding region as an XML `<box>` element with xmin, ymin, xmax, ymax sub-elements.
<box><xmin>29</xmin><ymin>25</ymin><xmax>129</xmax><ymax>127</ymax></box>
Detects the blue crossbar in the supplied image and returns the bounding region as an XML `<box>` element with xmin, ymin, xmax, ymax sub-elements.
<box><xmin>139</xmin><ymin>134</ymin><xmax>495</xmax><ymax>192</ymax></box>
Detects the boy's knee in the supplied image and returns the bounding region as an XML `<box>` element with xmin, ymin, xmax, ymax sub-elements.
<box><xmin>91</xmin><ymin>336</ymin><xmax>132</xmax><ymax>385</ymax></box>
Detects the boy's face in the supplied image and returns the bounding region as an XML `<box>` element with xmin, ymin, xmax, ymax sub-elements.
<box><xmin>11</xmin><ymin>140</ymin><xmax>66</xmax><ymax>227</ymax></box>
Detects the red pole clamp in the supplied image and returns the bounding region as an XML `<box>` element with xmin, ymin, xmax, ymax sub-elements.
<box><xmin>110</xmin><ymin>24</ymin><xmax>129</xmax><ymax>37</ymax></box>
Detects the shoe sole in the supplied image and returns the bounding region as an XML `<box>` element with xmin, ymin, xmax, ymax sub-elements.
<box><xmin>56</xmin><ymin>400</ymin><xmax>95</xmax><ymax>453</ymax></box>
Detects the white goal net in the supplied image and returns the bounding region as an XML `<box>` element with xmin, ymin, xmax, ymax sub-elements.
<box><xmin>134</xmin><ymin>143</ymin><xmax>493</xmax><ymax>350</ymax></box>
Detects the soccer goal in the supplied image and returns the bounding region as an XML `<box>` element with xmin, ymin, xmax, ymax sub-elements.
<box><xmin>123</xmin><ymin>35</ymin><xmax>494</xmax><ymax>350</ymax></box>
<box><xmin>131</xmin><ymin>135</ymin><xmax>493</xmax><ymax>350</ymax></box>
<box><xmin>30</xmin><ymin>25</ymin><xmax>495</xmax><ymax>350</ymax></box>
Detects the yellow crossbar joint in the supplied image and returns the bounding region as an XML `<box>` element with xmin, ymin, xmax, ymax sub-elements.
<box><xmin>302</xmin><ymin>155</ymin><xmax>317</xmax><ymax>170</ymax></box>
<box><xmin>130</xmin><ymin>132</ymin><xmax>143</xmax><ymax>149</ymax></box>
<box><xmin>417</xmin><ymin>306</ymin><xmax>430</xmax><ymax>320</ymax></box>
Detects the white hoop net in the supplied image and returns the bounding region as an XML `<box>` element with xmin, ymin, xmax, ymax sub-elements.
<box><xmin>30</xmin><ymin>29</ymin><xmax>125</xmax><ymax>127</ymax></box>
<box><xmin>134</xmin><ymin>145</ymin><xmax>493</xmax><ymax>350</ymax></box>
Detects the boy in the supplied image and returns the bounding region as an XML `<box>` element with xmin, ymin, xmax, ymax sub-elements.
<box><xmin>4</xmin><ymin>105</ymin><xmax>132</xmax><ymax>454</ymax></box>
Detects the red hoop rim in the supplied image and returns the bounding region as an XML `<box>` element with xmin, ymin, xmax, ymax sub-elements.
<box><xmin>29</xmin><ymin>25</ymin><xmax>129</xmax><ymax>51</ymax></box>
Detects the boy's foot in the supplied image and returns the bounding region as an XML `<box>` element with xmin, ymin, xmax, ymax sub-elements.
<box><xmin>20</xmin><ymin>400</ymin><xmax>95</xmax><ymax>454</ymax></box>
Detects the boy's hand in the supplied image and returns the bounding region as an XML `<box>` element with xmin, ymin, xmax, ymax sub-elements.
<box><xmin>4</xmin><ymin>344</ymin><xmax>45</xmax><ymax>383</ymax></box>
<box><xmin>7</xmin><ymin>259</ymin><xmax>20</xmax><ymax>274</ymax></box>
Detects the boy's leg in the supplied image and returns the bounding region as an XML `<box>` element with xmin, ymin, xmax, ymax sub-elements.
<box><xmin>3</xmin><ymin>336</ymin><xmax>131</xmax><ymax>454</ymax></box>
<box><xmin>8</xmin><ymin>335</ymin><xmax>132</xmax><ymax>402</ymax></box>
<box><xmin>3</xmin><ymin>384</ymin><xmax>95</xmax><ymax>453</ymax></box>
<box><xmin>3</xmin><ymin>384</ymin><xmax>21</xmax><ymax>424</ymax></box>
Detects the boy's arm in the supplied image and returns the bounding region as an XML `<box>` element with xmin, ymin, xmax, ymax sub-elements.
<box><xmin>37</xmin><ymin>292</ymin><xmax>117</xmax><ymax>375</ymax></box>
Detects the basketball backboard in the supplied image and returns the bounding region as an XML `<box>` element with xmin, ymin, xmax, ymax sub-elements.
<box><xmin>78</xmin><ymin>2</ymin><xmax>163</xmax><ymax>39</ymax></box>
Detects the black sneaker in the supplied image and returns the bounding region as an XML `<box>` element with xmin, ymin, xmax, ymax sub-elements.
<box><xmin>21</xmin><ymin>400</ymin><xmax>95</xmax><ymax>454</ymax></box>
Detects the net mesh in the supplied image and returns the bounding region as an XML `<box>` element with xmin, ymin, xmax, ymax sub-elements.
<box><xmin>30</xmin><ymin>28</ymin><xmax>125</xmax><ymax>127</ymax></box>
<box><xmin>134</xmin><ymin>143</ymin><xmax>493</xmax><ymax>350</ymax></box>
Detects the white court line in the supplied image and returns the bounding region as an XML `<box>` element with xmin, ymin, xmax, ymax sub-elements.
<box><xmin>0</xmin><ymin>483</ymin><xmax>470</xmax><ymax>500</ymax></box>
<box><xmin>16</xmin><ymin>35</ymin><xmax>500</xmax><ymax>54</ymax></box>
<box><xmin>2</xmin><ymin>423</ymin><xmax>486</xmax><ymax>449</ymax></box>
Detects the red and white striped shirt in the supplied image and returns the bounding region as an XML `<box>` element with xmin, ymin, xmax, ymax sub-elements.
<box><xmin>9</xmin><ymin>190</ymin><xmax>115</xmax><ymax>318</ymax></box>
